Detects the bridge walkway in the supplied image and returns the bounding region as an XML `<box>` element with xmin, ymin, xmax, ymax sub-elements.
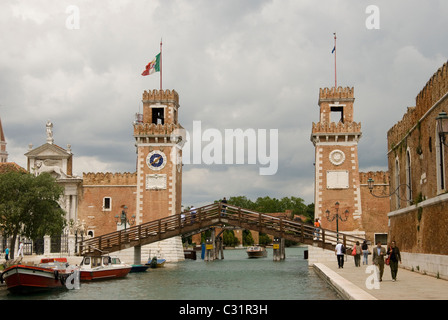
<box><xmin>78</xmin><ymin>203</ymin><xmax>367</xmax><ymax>256</ymax></box>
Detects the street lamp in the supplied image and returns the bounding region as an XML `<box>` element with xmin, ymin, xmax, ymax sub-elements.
<box><xmin>436</xmin><ymin>111</ymin><xmax>448</xmax><ymax>146</ymax></box>
<box><xmin>114</xmin><ymin>206</ymin><xmax>136</xmax><ymax>230</ymax></box>
<box><xmin>325</xmin><ymin>202</ymin><xmax>349</xmax><ymax>241</ymax></box>
<box><xmin>367</xmin><ymin>178</ymin><xmax>412</xmax><ymax>202</ymax></box>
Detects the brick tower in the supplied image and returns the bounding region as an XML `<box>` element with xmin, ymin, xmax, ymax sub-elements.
<box><xmin>134</xmin><ymin>89</ymin><xmax>184</xmax><ymax>223</ymax></box>
<box><xmin>311</xmin><ymin>87</ymin><xmax>363</xmax><ymax>234</ymax></box>
<box><xmin>132</xmin><ymin>89</ymin><xmax>185</xmax><ymax>261</ymax></box>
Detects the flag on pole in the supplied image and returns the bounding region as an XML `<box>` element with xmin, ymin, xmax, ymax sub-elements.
<box><xmin>141</xmin><ymin>53</ymin><xmax>161</xmax><ymax>76</ymax></box>
<box><xmin>331</xmin><ymin>46</ymin><xmax>335</xmax><ymax>54</ymax></box>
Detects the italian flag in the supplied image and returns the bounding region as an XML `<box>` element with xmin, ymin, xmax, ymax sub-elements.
<box><xmin>141</xmin><ymin>53</ymin><xmax>160</xmax><ymax>76</ymax></box>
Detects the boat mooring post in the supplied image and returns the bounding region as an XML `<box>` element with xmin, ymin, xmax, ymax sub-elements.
<box><xmin>205</xmin><ymin>228</ymin><xmax>216</xmax><ymax>261</ymax></box>
<box><xmin>273</xmin><ymin>237</ymin><xmax>285</xmax><ymax>261</ymax></box>
<box><xmin>205</xmin><ymin>238</ymin><xmax>214</xmax><ymax>261</ymax></box>
<box><xmin>215</xmin><ymin>236</ymin><xmax>224</xmax><ymax>260</ymax></box>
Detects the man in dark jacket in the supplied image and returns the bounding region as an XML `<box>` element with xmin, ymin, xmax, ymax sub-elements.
<box><xmin>372</xmin><ymin>241</ymin><xmax>386</xmax><ymax>282</ymax></box>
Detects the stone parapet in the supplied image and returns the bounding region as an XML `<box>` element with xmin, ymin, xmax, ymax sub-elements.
<box><xmin>387</xmin><ymin>61</ymin><xmax>448</xmax><ymax>149</ymax></box>
<box><xmin>319</xmin><ymin>86</ymin><xmax>355</xmax><ymax>102</ymax></box>
<box><xmin>133</xmin><ymin>123</ymin><xmax>183</xmax><ymax>137</ymax></box>
<box><xmin>142</xmin><ymin>89</ymin><xmax>179</xmax><ymax>105</ymax></box>
<box><xmin>311</xmin><ymin>121</ymin><xmax>361</xmax><ymax>134</ymax></box>
<box><xmin>83</xmin><ymin>172</ymin><xmax>137</xmax><ymax>186</ymax></box>
<box><xmin>359</xmin><ymin>171</ymin><xmax>389</xmax><ymax>185</ymax></box>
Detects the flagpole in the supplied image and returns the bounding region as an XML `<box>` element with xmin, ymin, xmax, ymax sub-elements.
<box><xmin>160</xmin><ymin>38</ymin><xmax>163</xmax><ymax>91</ymax></box>
<box><xmin>334</xmin><ymin>32</ymin><xmax>337</xmax><ymax>89</ymax></box>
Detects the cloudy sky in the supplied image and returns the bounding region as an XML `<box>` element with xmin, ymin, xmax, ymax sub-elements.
<box><xmin>1</xmin><ymin>0</ymin><xmax>447</xmax><ymax>207</ymax></box>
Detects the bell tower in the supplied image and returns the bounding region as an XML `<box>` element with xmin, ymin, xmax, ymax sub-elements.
<box><xmin>0</xmin><ymin>115</ymin><xmax>8</xmax><ymax>163</ymax></box>
<box><xmin>133</xmin><ymin>89</ymin><xmax>184</xmax><ymax>224</ymax></box>
<box><xmin>311</xmin><ymin>87</ymin><xmax>363</xmax><ymax>233</ymax></box>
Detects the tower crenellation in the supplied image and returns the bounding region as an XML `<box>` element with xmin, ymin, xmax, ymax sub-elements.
<box><xmin>319</xmin><ymin>86</ymin><xmax>355</xmax><ymax>101</ymax></box>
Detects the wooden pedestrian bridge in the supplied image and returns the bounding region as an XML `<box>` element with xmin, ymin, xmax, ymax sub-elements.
<box><xmin>77</xmin><ymin>202</ymin><xmax>367</xmax><ymax>257</ymax></box>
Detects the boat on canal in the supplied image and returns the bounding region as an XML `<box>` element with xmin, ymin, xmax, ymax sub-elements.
<box><xmin>246</xmin><ymin>245</ymin><xmax>267</xmax><ymax>258</ymax></box>
<box><xmin>145</xmin><ymin>256</ymin><xmax>166</xmax><ymax>268</ymax></box>
<box><xmin>79</xmin><ymin>255</ymin><xmax>132</xmax><ymax>281</ymax></box>
<box><xmin>0</xmin><ymin>258</ymin><xmax>76</xmax><ymax>294</ymax></box>
<box><xmin>130</xmin><ymin>264</ymin><xmax>150</xmax><ymax>273</ymax></box>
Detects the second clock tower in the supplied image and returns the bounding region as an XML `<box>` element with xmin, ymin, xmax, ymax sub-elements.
<box><xmin>311</xmin><ymin>87</ymin><xmax>363</xmax><ymax>234</ymax></box>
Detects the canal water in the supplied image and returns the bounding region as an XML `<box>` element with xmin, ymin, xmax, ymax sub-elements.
<box><xmin>0</xmin><ymin>247</ymin><xmax>341</xmax><ymax>300</ymax></box>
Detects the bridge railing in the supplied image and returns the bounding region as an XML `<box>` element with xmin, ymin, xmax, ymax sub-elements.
<box><xmin>223</xmin><ymin>204</ymin><xmax>369</xmax><ymax>250</ymax></box>
<box><xmin>78</xmin><ymin>202</ymin><xmax>369</xmax><ymax>255</ymax></box>
<box><xmin>78</xmin><ymin>203</ymin><xmax>222</xmax><ymax>255</ymax></box>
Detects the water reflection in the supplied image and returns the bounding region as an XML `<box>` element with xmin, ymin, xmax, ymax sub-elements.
<box><xmin>0</xmin><ymin>247</ymin><xmax>340</xmax><ymax>300</ymax></box>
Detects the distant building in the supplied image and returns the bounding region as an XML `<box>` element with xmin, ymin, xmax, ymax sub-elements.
<box><xmin>25</xmin><ymin>121</ymin><xmax>83</xmax><ymax>227</ymax></box>
<box><xmin>387</xmin><ymin>61</ymin><xmax>448</xmax><ymax>279</ymax></box>
<box><xmin>0</xmin><ymin>114</ymin><xmax>27</xmax><ymax>173</ymax></box>
<box><xmin>0</xmin><ymin>114</ymin><xmax>9</xmax><ymax>163</ymax></box>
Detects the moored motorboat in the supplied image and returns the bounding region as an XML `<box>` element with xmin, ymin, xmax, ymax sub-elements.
<box><xmin>145</xmin><ymin>256</ymin><xmax>166</xmax><ymax>268</ymax></box>
<box><xmin>1</xmin><ymin>258</ymin><xmax>76</xmax><ymax>294</ymax></box>
<box><xmin>130</xmin><ymin>265</ymin><xmax>150</xmax><ymax>273</ymax></box>
<box><xmin>246</xmin><ymin>246</ymin><xmax>267</xmax><ymax>258</ymax></box>
<box><xmin>79</xmin><ymin>255</ymin><xmax>132</xmax><ymax>281</ymax></box>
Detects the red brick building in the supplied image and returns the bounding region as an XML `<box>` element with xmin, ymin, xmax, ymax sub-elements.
<box><xmin>387</xmin><ymin>61</ymin><xmax>448</xmax><ymax>279</ymax></box>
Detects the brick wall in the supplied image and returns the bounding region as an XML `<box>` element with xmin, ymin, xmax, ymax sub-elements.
<box><xmin>387</xmin><ymin>61</ymin><xmax>448</xmax><ymax>256</ymax></box>
<box><xmin>78</xmin><ymin>172</ymin><xmax>137</xmax><ymax>237</ymax></box>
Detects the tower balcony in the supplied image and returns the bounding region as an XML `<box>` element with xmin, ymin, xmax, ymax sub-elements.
<box><xmin>133</xmin><ymin>123</ymin><xmax>184</xmax><ymax>144</ymax></box>
<box><xmin>311</xmin><ymin>121</ymin><xmax>362</xmax><ymax>145</ymax></box>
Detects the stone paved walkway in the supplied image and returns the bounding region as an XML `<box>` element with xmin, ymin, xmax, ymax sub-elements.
<box><xmin>315</xmin><ymin>257</ymin><xmax>448</xmax><ymax>300</ymax></box>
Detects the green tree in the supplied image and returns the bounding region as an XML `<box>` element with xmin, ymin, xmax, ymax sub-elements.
<box><xmin>258</xmin><ymin>233</ymin><xmax>272</xmax><ymax>246</ymax></box>
<box><xmin>222</xmin><ymin>230</ymin><xmax>239</xmax><ymax>247</ymax></box>
<box><xmin>0</xmin><ymin>171</ymin><xmax>66</xmax><ymax>258</ymax></box>
<box><xmin>222</xmin><ymin>196</ymin><xmax>256</xmax><ymax>210</ymax></box>
<box><xmin>242</xmin><ymin>229</ymin><xmax>254</xmax><ymax>246</ymax></box>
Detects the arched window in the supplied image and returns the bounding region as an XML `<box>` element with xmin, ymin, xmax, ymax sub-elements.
<box><xmin>395</xmin><ymin>157</ymin><xmax>400</xmax><ymax>209</ymax></box>
<box><xmin>406</xmin><ymin>149</ymin><xmax>412</xmax><ymax>205</ymax></box>
<box><xmin>436</xmin><ymin>123</ymin><xmax>446</xmax><ymax>193</ymax></box>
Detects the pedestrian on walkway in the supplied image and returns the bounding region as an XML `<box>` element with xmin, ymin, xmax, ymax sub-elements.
<box><xmin>353</xmin><ymin>241</ymin><xmax>362</xmax><ymax>267</ymax></box>
<box><xmin>4</xmin><ymin>246</ymin><xmax>9</xmax><ymax>261</ymax></box>
<box><xmin>221</xmin><ymin>197</ymin><xmax>228</xmax><ymax>216</ymax></box>
<box><xmin>335</xmin><ymin>241</ymin><xmax>345</xmax><ymax>269</ymax></box>
<box><xmin>190</xmin><ymin>206</ymin><xmax>197</xmax><ymax>224</ymax></box>
<box><xmin>362</xmin><ymin>240</ymin><xmax>369</xmax><ymax>265</ymax></box>
<box><xmin>387</xmin><ymin>241</ymin><xmax>402</xmax><ymax>282</ymax></box>
<box><xmin>372</xmin><ymin>241</ymin><xmax>386</xmax><ymax>282</ymax></box>
<box><xmin>17</xmin><ymin>241</ymin><xmax>24</xmax><ymax>258</ymax></box>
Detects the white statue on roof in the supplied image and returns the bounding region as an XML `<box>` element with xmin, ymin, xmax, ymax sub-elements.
<box><xmin>46</xmin><ymin>120</ymin><xmax>54</xmax><ymax>144</ymax></box>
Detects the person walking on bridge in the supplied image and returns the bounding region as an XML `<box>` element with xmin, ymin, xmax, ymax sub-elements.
<box><xmin>190</xmin><ymin>206</ymin><xmax>197</xmax><ymax>224</ymax></box>
<box><xmin>313</xmin><ymin>218</ymin><xmax>321</xmax><ymax>241</ymax></box>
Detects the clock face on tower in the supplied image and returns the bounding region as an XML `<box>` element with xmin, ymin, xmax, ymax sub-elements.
<box><xmin>146</xmin><ymin>150</ymin><xmax>167</xmax><ymax>171</ymax></box>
